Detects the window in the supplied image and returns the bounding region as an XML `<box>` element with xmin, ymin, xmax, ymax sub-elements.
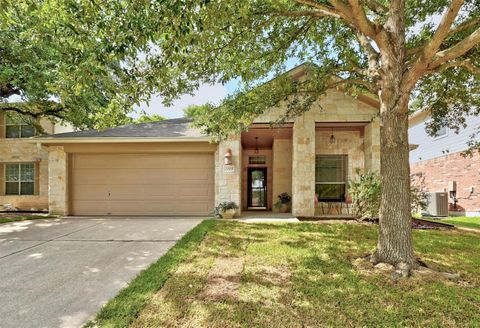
<box><xmin>5</xmin><ymin>163</ymin><xmax>35</xmax><ymax>195</ymax></box>
<box><xmin>5</xmin><ymin>116</ymin><xmax>36</xmax><ymax>138</ymax></box>
<box><xmin>434</xmin><ymin>126</ymin><xmax>447</xmax><ymax>138</ymax></box>
<box><xmin>315</xmin><ymin>155</ymin><xmax>347</xmax><ymax>202</ymax></box>
<box><xmin>249</xmin><ymin>156</ymin><xmax>266</xmax><ymax>165</ymax></box>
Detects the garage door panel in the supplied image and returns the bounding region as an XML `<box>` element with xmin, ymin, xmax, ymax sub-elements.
<box><xmin>71</xmin><ymin>153</ymin><xmax>214</xmax><ymax>216</ymax></box>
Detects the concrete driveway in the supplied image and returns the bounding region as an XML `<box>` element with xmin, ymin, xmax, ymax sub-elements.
<box><xmin>0</xmin><ymin>217</ymin><xmax>203</xmax><ymax>328</ymax></box>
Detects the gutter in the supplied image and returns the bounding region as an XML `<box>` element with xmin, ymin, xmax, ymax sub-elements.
<box><xmin>24</xmin><ymin>137</ymin><xmax>213</xmax><ymax>144</ymax></box>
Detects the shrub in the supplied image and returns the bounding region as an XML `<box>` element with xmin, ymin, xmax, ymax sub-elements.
<box><xmin>214</xmin><ymin>201</ymin><xmax>239</xmax><ymax>217</ymax></box>
<box><xmin>349</xmin><ymin>172</ymin><xmax>381</xmax><ymax>220</ymax></box>
<box><xmin>349</xmin><ymin>172</ymin><xmax>429</xmax><ymax>220</ymax></box>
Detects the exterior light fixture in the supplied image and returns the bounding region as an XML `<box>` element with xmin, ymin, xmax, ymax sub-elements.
<box><xmin>329</xmin><ymin>128</ymin><xmax>336</xmax><ymax>144</ymax></box>
<box><xmin>224</xmin><ymin>148</ymin><xmax>232</xmax><ymax>165</ymax></box>
<box><xmin>254</xmin><ymin>137</ymin><xmax>259</xmax><ymax>154</ymax></box>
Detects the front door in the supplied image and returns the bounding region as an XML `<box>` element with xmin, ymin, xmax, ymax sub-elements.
<box><xmin>248</xmin><ymin>168</ymin><xmax>267</xmax><ymax>209</ymax></box>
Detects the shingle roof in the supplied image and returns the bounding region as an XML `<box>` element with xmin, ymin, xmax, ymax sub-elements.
<box><xmin>48</xmin><ymin>117</ymin><xmax>207</xmax><ymax>139</ymax></box>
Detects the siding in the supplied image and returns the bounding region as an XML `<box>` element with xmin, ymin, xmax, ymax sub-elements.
<box><xmin>409</xmin><ymin>115</ymin><xmax>480</xmax><ymax>164</ymax></box>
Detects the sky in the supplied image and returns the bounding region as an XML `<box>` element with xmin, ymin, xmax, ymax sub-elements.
<box><xmin>135</xmin><ymin>58</ymin><xmax>302</xmax><ymax>119</ymax></box>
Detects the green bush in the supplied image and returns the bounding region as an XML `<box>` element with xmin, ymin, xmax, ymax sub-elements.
<box><xmin>349</xmin><ymin>172</ymin><xmax>429</xmax><ymax>220</ymax></box>
<box><xmin>349</xmin><ymin>172</ymin><xmax>381</xmax><ymax>220</ymax></box>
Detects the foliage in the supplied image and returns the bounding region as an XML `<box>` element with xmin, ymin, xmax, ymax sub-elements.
<box><xmin>411</xmin><ymin>187</ymin><xmax>428</xmax><ymax>214</ymax></box>
<box><xmin>349</xmin><ymin>172</ymin><xmax>381</xmax><ymax>220</ymax></box>
<box><xmin>85</xmin><ymin>219</ymin><xmax>217</xmax><ymax>328</ymax></box>
<box><xmin>183</xmin><ymin>104</ymin><xmax>210</xmax><ymax>119</ymax></box>
<box><xmin>0</xmin><ymin>0</ymin><xmax>168</xmax><ymax>128</ymax></box>
<box><xmin>349</xmin><ymin>173</ymin><xmax>428</xmax><ymax>220</ymax></box>
<box><xmin>214</xmin><ymin>201</ymin><xmax>239</xmax><ymax>217</ymax></box>
<box><xmin>274</xmin><ymin>192</ymin><xmax>292</xmax><ymax>209</ymax></box>
<box><xmin>132</xmin><ymin>113</ymin><xmax>166</xmax><ymax>124</ymax></box>
<box><xmin>130</xmin><ymin>221</ymin><xmax>480</xmax><ymax>327</ymax></box>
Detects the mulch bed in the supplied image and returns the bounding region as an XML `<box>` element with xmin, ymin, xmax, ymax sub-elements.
<box><xmin>298</xmin><ymin>216</ymin><xmax>455</xmax><ymax>230</ymax></box>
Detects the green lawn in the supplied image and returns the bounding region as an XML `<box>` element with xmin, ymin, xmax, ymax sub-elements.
<box><xmin>85</xmin><ymin>219</ymin><xmax>217</xmax><ymax>328</ymax></box>
<box><xmin>122</xmin><ymin>221</ymin><xmax>480</xmax><ymax>328</ymax></box>
<box><xmin>441</xmin><ymin>216</ymin><xmax>480</xmax><ymax>230</ymax></box>
<box><xmin>0</xmin><ymin>214</ymin><xmax>56</xmax><ymax>224</ymax></box>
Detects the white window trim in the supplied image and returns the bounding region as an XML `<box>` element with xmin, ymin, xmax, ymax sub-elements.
<box><xmin>4</xmin><ymin>162</ymin><xmax>36</xmax><ymax>196</ymax></box>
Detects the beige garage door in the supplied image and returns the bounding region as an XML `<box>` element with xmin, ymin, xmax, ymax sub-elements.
<box><xmin>71</xmin><ymin>153</ymin><xmax>214</xmax><ymax>216</ymax></box>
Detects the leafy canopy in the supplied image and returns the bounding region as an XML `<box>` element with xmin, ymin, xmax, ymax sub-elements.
<box><xmin>135</xmin><ymin>0</ymin><xmax>479</xmax><ymax>141</ymax></box>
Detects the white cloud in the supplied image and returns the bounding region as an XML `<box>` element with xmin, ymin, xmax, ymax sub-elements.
<box><xmin>134</xmin><ymin>83</ymin><xmax>228</xmax><ymax>119</ymax></box>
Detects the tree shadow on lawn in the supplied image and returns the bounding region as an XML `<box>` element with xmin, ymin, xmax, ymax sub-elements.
<box><xmin>131</xmin><ymin>221</ymin><xmax>480</xmax><ymax>328</ymax></box>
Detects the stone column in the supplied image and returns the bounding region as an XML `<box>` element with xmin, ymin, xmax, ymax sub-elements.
<box><xmin>215</xmin><ymin>136</ymin><xmax>242</xmax><ymax>215</ymax></box>
<box><xmin>364</xmin><ymin>118</ymin><xmax>381</xmax><ymax>172</ymax></box>
<box><xmin>48</xmin><ymin>146</ymin><xmax>69</xmax><ymax>215</ymax></box>
<box><xmin>292</xmin><ymin>115</ymin><xmax>316</xmax><ymax>217</ymax></box>
<box><xmin>272</xmin><ymin>139</ymin><xmax>292</xmax><ymax>212</ymax></box>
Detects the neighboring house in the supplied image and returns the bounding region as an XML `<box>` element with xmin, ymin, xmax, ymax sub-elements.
<box><xmin>409</xmin><ymin>111</ymin><xmax>480</xmax><ymax>216</ymax></box>
<box><xmin>30</xmin><ymin>64</ymin><xmax>381</xmax><ymax>217</ymax></box>
<box><xmin>0</xmin><ymin>112</ymin><xmax>73</xmax><ymax>211</ymax></box>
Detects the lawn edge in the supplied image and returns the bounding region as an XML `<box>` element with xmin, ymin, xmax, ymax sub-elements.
<box><xmin>84</xmin><ymin>218</ymin><xmax>217</xmax><ymax>328</ymax></box>
<box><xmin>0</xmin><ymin>214</ymin><xmax>57</xmax><ymax>224</ymax></box>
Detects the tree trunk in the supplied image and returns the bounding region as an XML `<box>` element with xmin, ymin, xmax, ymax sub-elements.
<box><xmin>374</xmin><ymin>98</ymin><xmax>416</xmax><ymax>267</ymax></box>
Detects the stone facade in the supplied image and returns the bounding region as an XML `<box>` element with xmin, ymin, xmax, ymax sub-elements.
<box><xmin>411</xmin><ymin>151</ymin><xmax>480</xmax><ymax>216</ymax></box>
<box><xmin>292</xmin><ymin>115</ymin><xmax>316</xmax><ymax>216</ymax></box>
<box><xmin>48</xmin><ymin>146</ymin><xmax>69</xmax><ymax>215</ymax></box>
<box><xmin>272</xmin><ymin>139</ymin><xmax>292</xmax><ymax>212</ymax></box>
<box><xmin>0</xmin><ymin>113</ymin><xmax>53</xmax><ymax>211</ymax></box>
<box><xmin>215</xmin><ymin>136</ymin><xmax>242</xmax><ymax>215</ymax></box>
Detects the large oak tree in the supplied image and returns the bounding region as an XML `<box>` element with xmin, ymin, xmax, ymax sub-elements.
<box><xmin>141</xmin><ymin>0</ymin><xmax>479</xmax><ymax>273</ymax></box>
<box><xmin>2</xmin><ymin>0</ymin><xmax>478</xmax><ymax>273</ymax></box>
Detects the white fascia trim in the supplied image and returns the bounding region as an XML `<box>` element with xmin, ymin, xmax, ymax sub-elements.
<box><xmin>24</xmin><ymin>137</ymin><xmax>213</xmax><ymax>144</ymax></box>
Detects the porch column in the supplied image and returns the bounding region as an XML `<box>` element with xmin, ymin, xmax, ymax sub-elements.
<box><xmin>48</xmin><ymin>146</ymin><xmax>69</xmax><ymax>215</ymax></box>
<box><xmin>364</xmin><ymin>118</ymin><xmax>381</xmax><ymax>172</ymax></box>
<box><xmin>292</xmin><ymin>115</ymin><xmax>316</xmax><ymax>217</ymax></box>
<box><xmin>215</xmin><ymin>136</ymin><xmax>242</xmax><ymax>215</ymax></box>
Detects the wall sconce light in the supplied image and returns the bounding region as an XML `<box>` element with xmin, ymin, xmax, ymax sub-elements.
<box><xmin>224</xmin><ymin>148</ymin><xmax>232</xmax><ymax>165</ymax></box>
<box><xmin>255</xmin><ymin>137</ymin><xmax>259</xmax><ymax>154</ymax></box>
<box><xmin>329</xmin><ymin>128</ymin><xmax>336</xmax><ymax>144</ymax></box>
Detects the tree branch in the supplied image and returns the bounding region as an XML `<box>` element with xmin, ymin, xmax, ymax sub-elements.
<box><xmin>294</xmin><ymin>0</ymin><xmax>342</xmax><ymax>19</ymax></box>
<box><xmin>421</xmin><ymin>0</ymin><xmax>465</xmax><ymax>62</ymax></box>
<box><xmin>271</xmin><ymin>10</ymin><xmax>330</xmax><ymax>18</ymax></box>
<box><xmin>0</xmin><ymin>101</ymin><xmax>65</xmax><ymax>120</ymax></box>
<box><xmin>361</xmin><ymin>0</ymin><xmax>387</xmax><ymax>15</ymax></box>
<box><xmin>448</xmin><ymin>16</ymin><xmax>480</xmax><ymax>37</ymax></box>
<box><xmin>433</xmin><ymin>58</ymin><xmax>480</xmax><ymax>74</ymax></box>
<box><xmin>428</xmin><ymin>27</ymin><xmax>480</xmax><ymax>69</ymax></box>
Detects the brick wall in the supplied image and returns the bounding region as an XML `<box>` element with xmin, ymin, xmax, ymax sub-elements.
<box><xmin>410</xmin><ymin>151</ymin><xmax>480</xmax><ymax>215</ymax></box>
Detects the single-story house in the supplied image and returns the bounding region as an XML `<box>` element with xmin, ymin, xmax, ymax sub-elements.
<box><xmin>29</xmin><ymin>64</ymin><xmax>381</xmax><ymax>217</ymax></box>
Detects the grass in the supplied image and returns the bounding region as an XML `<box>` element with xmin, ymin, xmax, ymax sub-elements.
<box><xmin>0</xmin><ymin>214</ymin><xmax>56</xmax><ymax>224</ymax></box>
<box><xmin>128</xmin><ymin>221</ymin><xmax>480</xmax><ymax>328</ymax></box>
<box><xmin>441</xmin><ymin>216</ymin><xmax>480</xmax><ymax>230</ymax></box>
<box><xmin>85</xmin><ymin>219</ymin><xmax>217</xmax><ymax>328</ymax></box>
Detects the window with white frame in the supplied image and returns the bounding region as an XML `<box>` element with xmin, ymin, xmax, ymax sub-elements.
<box><xmin>5</xmin><ymin>163</ymin><xmax>35</xmax><ymax>195</ymax></box>
<box><xmin>434</xmin><ymin>126</ymin><xmax>447</xmax><ymax>138</ymax></box>
<box><xmin>5</xmin><ymin>116</ymin><xmax>36</xmax><ymax>138</ymax></box>
<box><xmin>315</xmin><ymin>155</ymin><xmax>348</xmax><ymax>202</ymax></box>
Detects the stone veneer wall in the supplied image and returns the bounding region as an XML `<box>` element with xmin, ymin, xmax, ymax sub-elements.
<box><xmin>363</xmin><ymin>118</ymin><xmax>381</xmax><ymax>172</ymax></box>
<box><xmin>0</xmin><ymin>113</ymin><xmax>54</xmax><ymax>211</ymax></box>
<box><xmin>241</xmin><ymin>149</ymin><xmax>273</xmax><ymax>211</ymax></box>
<box><xmin>215</xmin><ymin>137</ymin><xmax>242</xmax><ymax>215</ymax></box>
<box><xmin>48</xmin><ymin>146</ymin><xmax>69</xmax><ymax>215</ymax></box>
<box><xmin>292</xmin><ymin>115</ymin><xmax>316</xmax><ymax>217</ymax></box>
<box><xmin>272</xmin><ymin>139</ymin><xmax>292</xmax><ymax>212</ymax></box>
<box><xmin>411</xmin><ymin>151</ymin><xmax>480</xmax><ymax>215</ymax></box>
